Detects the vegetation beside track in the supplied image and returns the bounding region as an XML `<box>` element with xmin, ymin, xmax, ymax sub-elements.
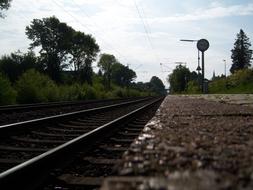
<box><xmin>208</xmin><ymin>69</ymin><xmax>253</xmax><ymax>94</ymax></box>
<box><xmin>0</xmin><ymin>16</ymin><xmax>166</xmax><ymax>105</ymax></box>
<box><xmin>0</xmin><ymin>69</ymin><xmax>161</xmax><ymax>105</ymax></box>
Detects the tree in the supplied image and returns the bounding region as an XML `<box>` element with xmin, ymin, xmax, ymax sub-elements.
<box><xmin>149</xmin><ymin>76</ymin><xmax>166</xmax><ymax>95</ymax></box>
<box><xmin>70</xmin><ymin>31</ymin><xmax>99</xmax><ymax>84</ymax></box>
<box><xmin>97</xmin><ymin>54</ymin><xmax>117</xmax><ymax>89</ymax></box>
<box><xmin>0</xmin><ymin>74</ymin><xmax>16</xmax><ymax>105</ymax></box>
<box><xmin>16</xmin><ymin>69</ymin><xmax>58</xmax><ymax>103</ymax></box>
<box><xmin>0</xmin><ymin>51</ymin><xmax>40</xmax><ymax>83</ymax></box>
<box><xmin>132</xmin><ymin>82</ymin><xmax>150</xmax><ymax>92</ymax></box>
<box><xmin>230</xmin><ymin>29</ymin><xmax>252</xmax><ymax>73</ymax></box>
<box><xmin>111</xmin><ymin>63</ymin><xmax>136</xmax><ymax>87</ymax></box>
<box><xmin>168</xmin><ymin>65</ymin><xmax>191</xmax><ymax>93</ymax></box>
<box><xmin>26</xmin><ymin>16</ymin><xmax>74</xmax><ymax>82</ymax></box>
<box><xmin>0</xmin><ymin>0</ymin><xmax>12</xmax><ymax>18</ymax></box>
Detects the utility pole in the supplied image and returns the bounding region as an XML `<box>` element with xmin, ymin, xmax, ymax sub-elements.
<box><xmin>223</xmin><ymin>59</ymin><xmax>226</xmax><ymax>77</ymax></box>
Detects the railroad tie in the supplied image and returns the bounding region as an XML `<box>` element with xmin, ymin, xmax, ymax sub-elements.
<box><xmin>83</xmin><ymin>157</ymin><xmax>120</xmax><ymax>165</ymax></box>
<box><xmin>47</xmin><ymin>127</ymin><xmax>89</xmax><ymax>133</ymax></box>
<box><xmin>57</xmin><ymin>174</ymin><xmax>104</xmax><ymax>186</ymax></box>
<box><xmin>11</xmin><ymin>136</ymin><xmax>66</xmax><ymax>144</ymax></box>
<box><xmin>110</xmin><ymin>138</ymin><xmax>134</xmax><ymax>143</ymax></box>
<box><xmin>58</xmin><ymin>123</ymin><xmax>95</xmax><ymax>129</ymax></box>
<box><xmin>127</xmin><ymin>123</ymin><xmax>145</xmax><ymax>129</ymax></box>
<box><xmin>0</xmin><ymin>145</ymin><xmax>48</xmax><ymax>152</ymax></box>
<box><xmin>124</xmin><ymin>128</ymin><xmax>142</xmax><ymax>132</ymax></box>
<box><xmin>117</xmin><ymin>131</ymin><xmax>140</xmax><ymax>136</ymax></box>
<box><xmin>99</xmin><ymin>145</ymin><xmax>128</xmax><ymax>152</ymax></box>
<box><xmin>31</xmin><ymin>131</ymin><xmax>78</xmax><ymax>138</ymax></box>
<box><xmin>0</xmin><ymin>158</ymin><xmax>26</xmax><ymax>165</ymax></box>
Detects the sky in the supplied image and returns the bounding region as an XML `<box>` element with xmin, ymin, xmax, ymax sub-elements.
<box><xmin>1</xmin><ymin>0</ymin><xmax>253</xmax><ymax>87</ymax></box>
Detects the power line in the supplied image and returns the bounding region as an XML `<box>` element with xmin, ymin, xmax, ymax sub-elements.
<box><xmin>50</xmin><ymin>0</ymin><xmax>130</xmax><ymax>64</ymax></box>
<box><xmin>139</xmin><ymin>3</ymin><xmax>152</xmax><ymax>35</ymax></box>
<box><xmin>71</xmin><ymin>0</ymin><xmax>123</xmax><ymax>52</ymax></box>
<box><xmin>132</xmin><ymin>0</ymin><xmax>160</xmax><ymax>63</ymax></box>
<box><xmin>70</xmin><ymin>0</ymin><xmax>130</xmax><ymax>65</ymax></box>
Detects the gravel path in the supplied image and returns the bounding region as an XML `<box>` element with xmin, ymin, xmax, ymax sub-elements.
<box><xmin>101</xmin><ymin>95</ymin><xmax>253</xmax><ymax>190</ymax></box>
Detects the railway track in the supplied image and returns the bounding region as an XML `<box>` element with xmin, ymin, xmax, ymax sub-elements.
<box><xmin>0</xmin><ymin>97</ymin><xmax>164</xmax><ymax>189</ymax></box>
<box><xmin>0</xmin><ymin>97</ymin><xmax>140</xmax><ymax>113</ymax></box>
<box><xmin>0</xmin><ymin>97</ymin><xmax>146</xmax><ymax>125</ymax></box>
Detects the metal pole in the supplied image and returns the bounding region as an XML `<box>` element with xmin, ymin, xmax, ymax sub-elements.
<box><xmin>224</xmin><ymin>60</ymin><xmax>226</xmax><ymax>77</ymax></box>
<box><xmin>198</xmin><ymin>50</ymin><xmax>200</xmax><ymax>68</ymax></box>
<box><xmin>197</xmin><ymin>50</ymin><xmax>201</xmax><ymax>90</ymax></box>
<box><xmin>202</xmin><ymin>51</ymin><xmax>205</xmax><ymax>93</ymax></box>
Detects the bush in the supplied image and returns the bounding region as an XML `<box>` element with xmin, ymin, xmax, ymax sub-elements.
<box><xmin>58</xmin><ymin>83</ymin><xmax>99</xmax><ymax>101</ymax></box>
<box><xmin>209</xmin><ymin>68</ymin><xmax>253</xmax><ymax>94</ymax></box>
<box><xmin>16</xmin><ymin>69</ymin><xmax>59</xmax><ymax>103</ymax></box>
<box><xmin>209</xmin><ymin>78</ymin><xmax>227</xmax><ymax>93</ymax></box>
<box><xmin>0</xmin><ymin>74</ymin><xmax>16</xmax><ymax>105</ymax></box>
<box><xmin>228</xmin><ymin>69</ymin><xmax>253</xmax><ymax>86</ymax></box>
<box><xmin>92</xmin><ymin>81</ymin><xmax>107</xmax><ymax>99</ymax></box>
<box><xmin>186</xmin><ymin>81</ymin><xmax>201</xmax><ymax>94</ymax></box>
<box><xmin>14</xmin><ymin>70</ymin><xmax>152</xmax><ymax>104</ymax></box>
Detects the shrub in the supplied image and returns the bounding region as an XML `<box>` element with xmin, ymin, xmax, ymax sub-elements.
<box><xmin>209</xmin><ymin>68</ymin><xmax>253</xmax><ymax>94</ymax></box>
<box><xmin>114</xmin><ymin>88</ymin><xmax>125</xmax><ymax>98</ymax></box>
<box><xmin>58</xmin><ymin>83</ymin><xmax>99</xmax><ymax>101</ymax></box>
<box><xmin>58</xmin><ymin>84</ymin><xmax>84</xmax><ymax>101</ymax></box>
<box><xmin>126</xmin><ymin>88</ymin><xmax>142</xmax><ymax>97</ymax></box>
<box><xmin>92</xmin><ymin>81</ymin><xmax>107</xmax><ymax>99</ymax></box>
<box><xmin>209</xmin><ymin>78</ymin><xmax>227</xmax><ymax>93</ymax></box>
<box><xmin>112</xmin><ymin>87</ymin><xmax>126</xmax><ymax>98</ymax></box>
<box><xmin>228</xmin><ymin>69</ymin><xmax>253</xmax><ymax>87</ymax></box>
<box><xmin>187</xmin><ymin>81</ymin><xmax>201</xmax><ymax>94</ymax></box>
<box><xmin>16</xmin><ymin>69</ymin><xmax>59</xmax><ymax>103</ymax></box>
<box><xmin>0</xmin><ymin>74</ymin><xmax>16</xmax><ymax>105</ymax></box>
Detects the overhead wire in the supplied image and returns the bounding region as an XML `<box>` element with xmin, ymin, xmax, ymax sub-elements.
<box><xmin>132</xmin><ymin>0</ymin><xmax>160</xmax><ymax>64</ymax></box>
<box><xmin>71</xmin><ymin>0</ymin><xmax>130</xmax><ymax>64</ymax></box>
<box><xmin>19</xmin><ymin>0</ymin><xmax>163</xmax><ymax>82</ymax></box>
<box><xmin>132</xmin><ymin>0</ymin><xmax>168</xmax><ymax>85</ymax></box>
<box><xmin>50</xmin><ymin>0</ymin><xmax>130</xmax><ymax>64</ymax></box>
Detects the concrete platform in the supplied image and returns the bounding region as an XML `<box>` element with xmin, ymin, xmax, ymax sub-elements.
<box><xmin>101</xmin><ymin>95</ymin><xmax>253</xmax><ymax>190</ymax></box>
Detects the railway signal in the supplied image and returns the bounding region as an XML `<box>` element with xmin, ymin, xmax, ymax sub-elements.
<box><xmin>180</xmin><ymin>39</ymin><xmax>210</xmax><ymax>93</ymax></box>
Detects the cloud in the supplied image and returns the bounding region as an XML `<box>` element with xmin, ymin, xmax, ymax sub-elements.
<box><xmin>1</xmin><ymin>0</ymin><xmax>252</xmax><ymax>86</ymax></box>
<box><xmin>150</xmin><ymin>3</ymin><xmax>253</xmax><ymax>23</ymax></box>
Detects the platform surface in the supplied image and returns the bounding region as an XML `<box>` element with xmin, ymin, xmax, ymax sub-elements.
<box><xmin>101</xmin><ymin>95</ymin><xmax>253</xmax><ymax>190</ymax></box>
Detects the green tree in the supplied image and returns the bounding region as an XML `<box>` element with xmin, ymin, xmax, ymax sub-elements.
<box><xmin>111</xmin><ymin>63</ymin><xmax>136</xmax><ymax>87</ymax></box>
<box><xmin>0</xmin><ymin>51</ymin><xmax>40</xmax><ymax>83</ymax></box>
<box><xmin>168</xmin><ymin>65</ymin><xmax>191</xmax><ymax>93</ymax></box>
<box><xmin>97</xmin><ymin>54</ymin><xmax>117</xmax><ymax>89</ymax></box>
<box><xmin>133</xmin><ymin>82</ymin><xmax>150</xmax><ymax>92</ymax></box>
<box><xmin>16</xmin><ymin>69</ymin><xmax>59</xmax><ymax>103</ymax></box>
<box><xmin>230</xmin><ymin>29</ymin><xmax>252</xmax><ymax>73</ymax></box>
<box><xmin>0</xmin><ymin>54</ymin><xmax>19</xmax><ymax>83</ymax></box>
<box><xmin>26</xmin><ymin>16</ymin><xmax>74</xmax><ymax>82</ymax></box>
<box><xmin>0</xmin><ymin>0</ymin><xmax>12</xmax><ymax>18</ymax></box>
<box><xmin>0</xmin><ymin>74</ymin><xmax>16</xmax><ymax>105</ymax></box>
<box><xmin>70</xmin><ymin>31</ymin><xmax>99</xmax><ymax>84</ymax></box>
<box><xmin>149</xmin><ymin>76</ymin><xmax>166</xmax><ymax>95</ymax></box>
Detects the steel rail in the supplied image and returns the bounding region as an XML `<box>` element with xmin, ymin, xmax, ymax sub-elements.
<box><xmin>0</xmin><ymin>96</ymin><xmax>153</xmax><ymax>135</ymax></box>
<box><xmin>0</xmin><ymin>97</ymin><xmax>163</xmax><ymax>189</ymax></box>
<box><xmin>0</xmin><ymin>97</ymin><xmax>142</xmax><ymax>113</ymax></box>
